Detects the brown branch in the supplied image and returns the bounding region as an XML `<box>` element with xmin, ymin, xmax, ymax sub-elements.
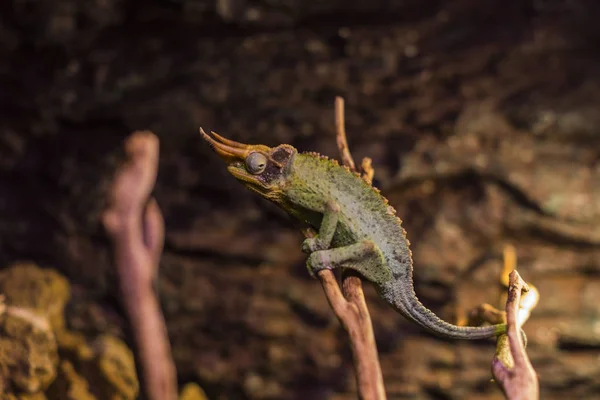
<box><xmin>492</xmin><ymin>270</ymin><xmax>539</xmax><ymax>400</ymax></box>
<box><xmin>464</xmin><ymin>245</ymin><xmax>540</xmax><ymax>399</ymax></box>
<box><xmin>102</xmin><ymin>131</ymin><xmax>178</xmax><ymax>400</ymax></box>
<box><xmin>309</xmin><ymin>97</ymin><xmax>385</xmax><ymax>400</ymax></box>
<box><xmin>335</xmin><ymin>97</ymin><xmax>356</xmax><ymax>172</ymax></box>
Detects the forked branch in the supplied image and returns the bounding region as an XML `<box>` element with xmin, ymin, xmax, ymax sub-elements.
<box><xmin>305</xmin><ymin>97</ymin><xmax>385</xmax><ymax>400</ymax></box>
<box><xmin>467</xmin><ymin>245</ymin><xmax>540</xmax><ymax>399</ymax></box>
<box><xmin>492</xmin><ymin>261</ymin><xmax>539</xmax><ymax>399</ymax></box>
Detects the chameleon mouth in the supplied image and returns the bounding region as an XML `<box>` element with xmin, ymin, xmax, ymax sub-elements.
<box><xmin>227</xmin><ymin>164</ymin><xmax>264</xmax><ymax>188</ymax></box>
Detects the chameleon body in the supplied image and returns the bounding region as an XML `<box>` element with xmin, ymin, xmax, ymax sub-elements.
<box><xmin>200</xmin><ymin>129</ymin><xmax>512</xmax><ymax>341</ymax></box>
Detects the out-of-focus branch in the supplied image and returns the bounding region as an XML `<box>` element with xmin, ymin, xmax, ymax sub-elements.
<box><xmin>306</xmin><ymin>97</ymin><xmax>385</xmax><ymax>400</ymax></box>
<box><xmin>102</xmin><ymin>131</ymin><xmax>178</xmax><ymax>400</ymax></box>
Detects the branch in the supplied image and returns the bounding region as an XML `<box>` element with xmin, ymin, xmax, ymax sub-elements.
<box><xmin>491</xmin><ymin>249</ymin><xmax>540</xmax><ymax>400</ymax></box>
<box><xmin>309</xmin><ymin>97</ymin><xmax>385</xmax><ymax>400</ymax></box>
<box><xmin>102</xmin><ymin>131</ymin><xmax>178</xmax><ymax>400</ymax></box>
<box><xmin>462</xmin><ymin>246</ymin><xmax>539</xmax><ymax>399</ymax></box>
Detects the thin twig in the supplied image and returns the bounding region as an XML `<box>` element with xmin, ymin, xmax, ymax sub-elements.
<box><xmin>310</xmin><ymin>97</ymin><xmax>386</xmax><ymax>400</ymax></box>
<box><xmin>102</xmin><ymin>131</ymin><xmax>178</xmax><ymax>400</ymax></box>
<box><xmin>467</xmin><ymin>303</ymin><xmax>505</xmax><ymax>326</ymax></box>
<box><xmin>492</xmin><ymin>269</ymin><xmax>539</xmax><ymax>400</ymax></box>
<box><xmin>335</xmin><ymin>97</ymin><xmax>356</xmax><ymax>172</ymax></box>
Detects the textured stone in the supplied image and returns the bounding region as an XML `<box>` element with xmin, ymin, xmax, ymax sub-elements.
<box><xmin>2</xmin><ymin>0</ymin><xmax>600</xmax><ymax>398</ymax></box>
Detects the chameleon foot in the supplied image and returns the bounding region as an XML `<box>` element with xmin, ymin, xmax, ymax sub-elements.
<box><xmin>302</xmin><ymin>237</ymin><xmax>327</xmax><ymax>253</ymax></box>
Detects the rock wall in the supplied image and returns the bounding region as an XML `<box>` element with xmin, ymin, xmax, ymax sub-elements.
<box><xmin>1</xmin><ymin>1</ymin><xmax>600</xmax><ymax>399</ymax></box>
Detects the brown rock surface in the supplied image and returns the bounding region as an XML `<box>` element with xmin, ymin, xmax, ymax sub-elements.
<box><xmin>0</xmin><ymin>304</ymin><xmax>58</xmax><ymax>395</ymax></box>
<box><xmin>0</xmin><ymin>264</ymin><xmax>140</xmax><ymax>399</ymax></box>
<box><xmin>2</xmin><ymin>0</ymin><xmax>600</xmax><ymax>399</ymax></box>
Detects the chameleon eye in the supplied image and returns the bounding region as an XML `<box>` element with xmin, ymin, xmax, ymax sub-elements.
<box><xmin>245</xmin><ymin>152</ymin><xmax>267</xmax><ymax>174</ymax></box>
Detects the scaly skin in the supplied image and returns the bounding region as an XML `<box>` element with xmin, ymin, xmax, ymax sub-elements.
<box><xmin>200</xmin><ymin>129</ymin><xmax>517</xmax><ymax>341</ymax></box>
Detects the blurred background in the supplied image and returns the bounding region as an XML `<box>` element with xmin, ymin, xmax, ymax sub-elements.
<box><xmin>1</xmin><ymin>0</ymin><xmax>599</xmax><ymax>399</ymax></box>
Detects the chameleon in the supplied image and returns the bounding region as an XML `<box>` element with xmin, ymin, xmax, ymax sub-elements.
<box><xmin>200</xmin><ymin>128</ymin><xmax>523</xmax><ymax>342</ymax></box>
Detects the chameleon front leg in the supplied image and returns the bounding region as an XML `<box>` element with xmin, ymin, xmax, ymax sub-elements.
<box><xmin>306</xmin><ymin>240</ymin><xmax>391</xmax><ymax>283</ymax></box>
<box><xmin>301</xmin><ymin>200</ymin><xmax>340</xmax><ymax>253</ymax></box>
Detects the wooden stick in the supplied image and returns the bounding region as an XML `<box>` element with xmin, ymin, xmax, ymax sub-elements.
<box><xmin>310</xmin><ymin>97</ymin><xmax>386</xmax><ymax>400</ymax></box>
<box><xmin>492</xmin><ymin>270</ymin><xmax>539</xmax><ymax>400</ymax></box>
<box><xmin>102</xmin><ymin>131</ymin><xmax>178</xmax><ymax>400</ymax></box>
<box><xmin>335</xmin><ymin>97</ymin><xmax>356</xmax><ymax>172</ymax></box>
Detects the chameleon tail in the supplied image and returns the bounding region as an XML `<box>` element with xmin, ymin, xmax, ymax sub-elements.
<box><xmin>384</xmin><ymin>283</ymin><xmax>527</xmax><ymax>345</ymax></box>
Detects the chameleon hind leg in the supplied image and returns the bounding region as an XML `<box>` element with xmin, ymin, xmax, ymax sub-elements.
<box><xmin>306</xmin><ymin>240</ymin><xmax>392</xmax><ymax>283</ymax></box>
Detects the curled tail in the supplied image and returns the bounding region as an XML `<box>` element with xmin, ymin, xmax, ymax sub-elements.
<box><xmin>412</xmin><ymin>313</ymin><xmax>528</xmax><ymax>347</ymax></box>
<box><xmin>382</xmin><ymin>282</ymin><xmax>527</xmax><ymax>346</ymax></box>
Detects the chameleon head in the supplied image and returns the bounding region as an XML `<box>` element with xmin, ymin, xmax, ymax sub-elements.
<box><xmin>199</xmin><ymin>128</ymin><xmax>297</xmax><ymax>201</ymax></box>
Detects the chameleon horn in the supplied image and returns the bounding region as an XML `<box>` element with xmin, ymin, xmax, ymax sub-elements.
<box><xmin>211</xmin><ymin>131</ymin><xmax>248</xmax><ymax>149</ymax></box>
<box><xmin>199</xmin><ymin>128</ymin><xmax>249</xmax><ymax>160</ymax></box>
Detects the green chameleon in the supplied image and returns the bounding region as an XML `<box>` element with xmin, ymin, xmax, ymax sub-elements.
<box><xmin>200</xmin><ymin>128</ymin><xmax>521</xmax><ymax>342</ymax></box>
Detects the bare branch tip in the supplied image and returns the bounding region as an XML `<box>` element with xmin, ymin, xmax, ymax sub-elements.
<box><xmin>127</xmin><ymin>130</ymin><xmax>159</xmax><ymax>151</ymax></box>
<box><xmin>104</xmin><ymin>130</ymin><xmax>177</xmax><ymax>400</ymax></box>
